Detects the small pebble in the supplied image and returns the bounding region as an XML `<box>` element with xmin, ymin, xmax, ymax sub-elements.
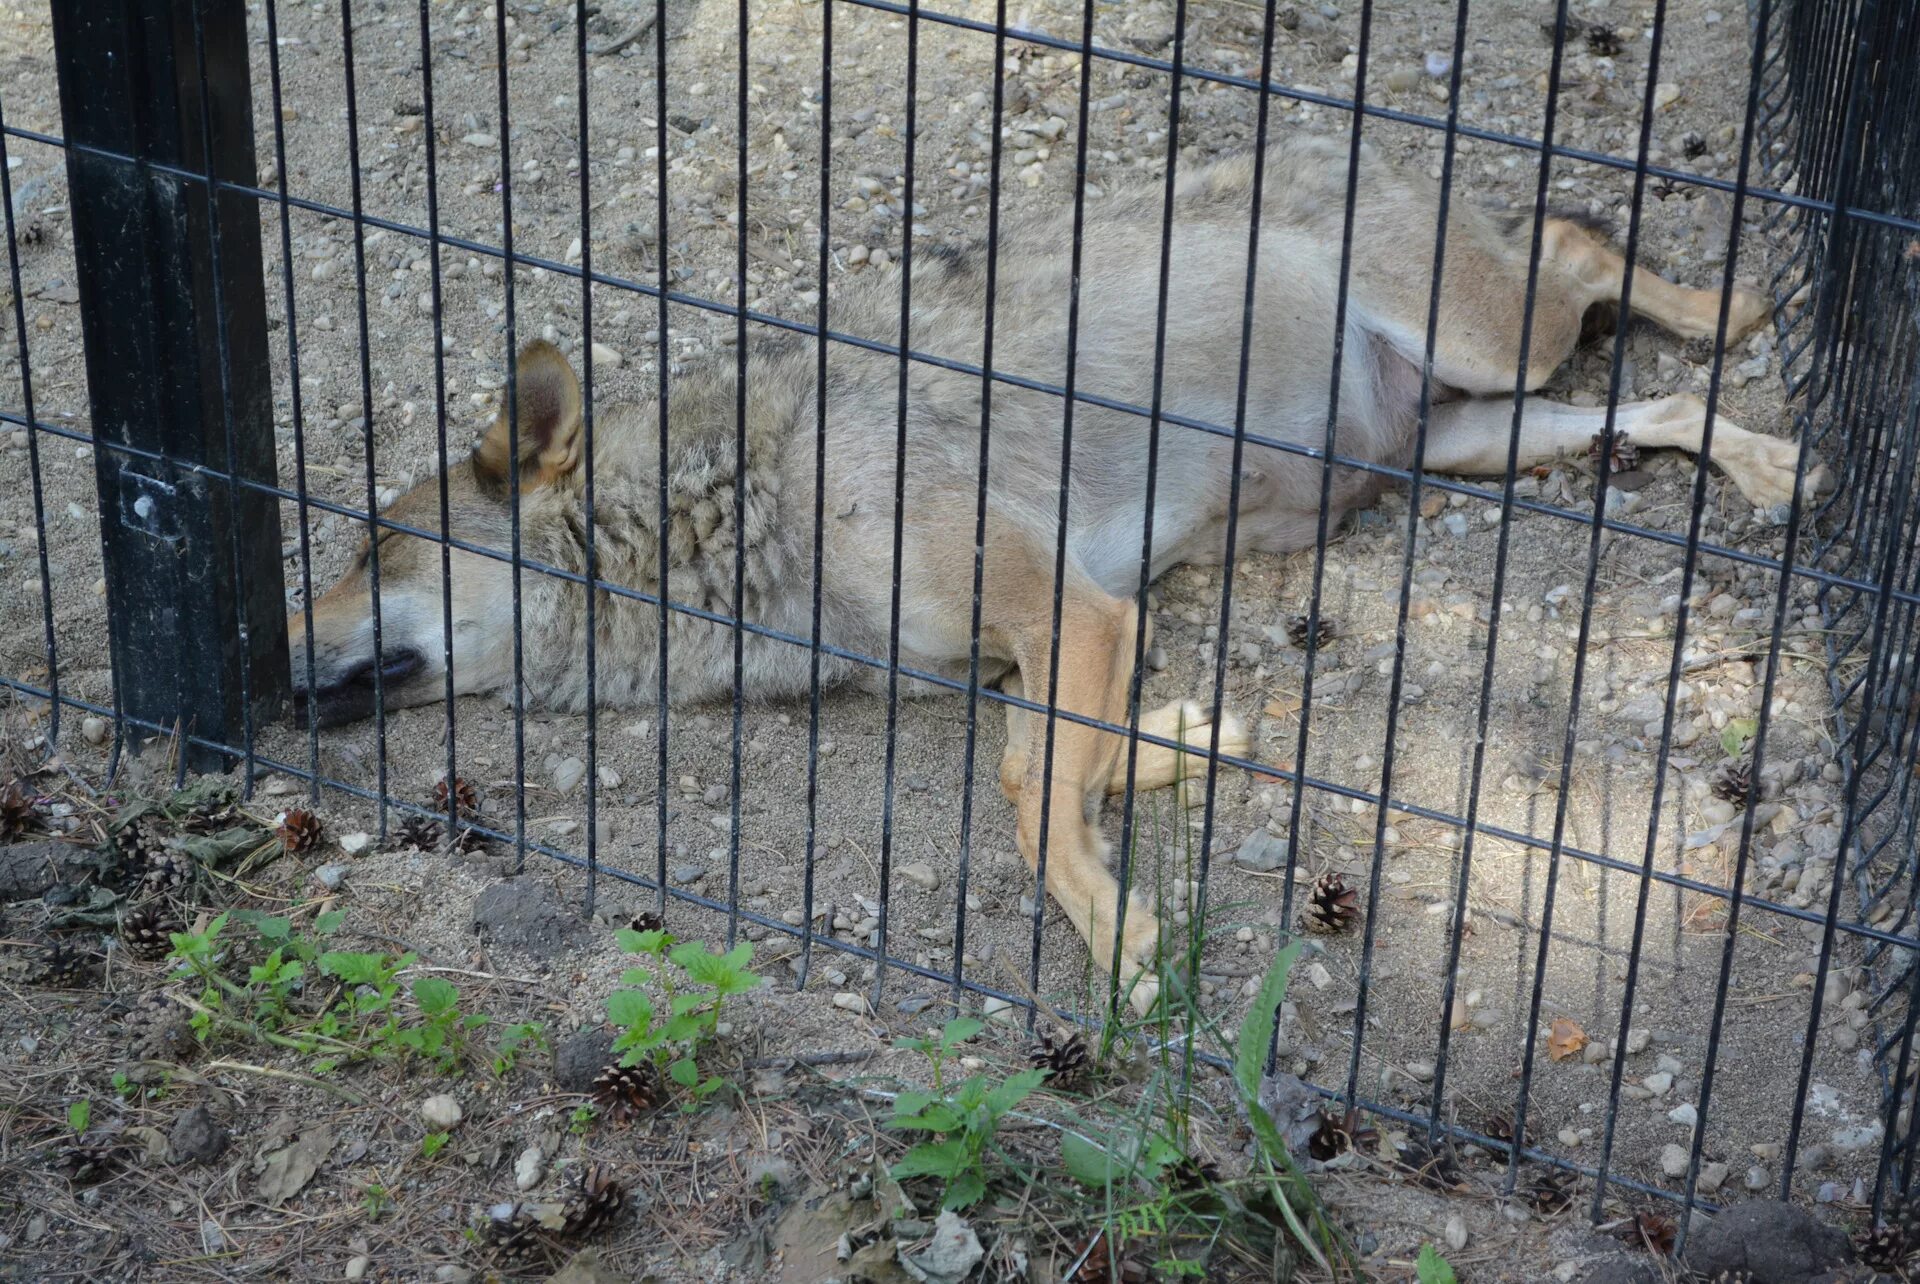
<box><xmin>513</xmin><ymin>1145</ymin><xmax>545</xmax><ymax>1191</ymax></box>
<box><xmin>338</xmin><ymin>832</ymin><xmax>370</xmax><ymax>856</ymax></box>
<box><xmin>420</xmin><ymin>1094</ymin><xmax>462</xmax><ymax>1129</ymax></box>
<box><xmin>832</xmin><ymin>991</ymin><xmax>870</xmax><ymax>1014</ymax></box>
<box><xmin>551</xmin><ymin>756</ymin><xmax>586</xmax><ymax>794</ymax></box>
<box><xmin>1444</xmin><ymin>1213</ymin><xmax>1467</xmax><ymax>1251</ymax></box>
<box><xmin>81</xmin><ymin>716</ymin><xmax>107</xmax><ymax>745</ymax></box>
<box><xmin>346</xmin><ymin>1256</ymin><xmax>370</xmax><ymax>1281</ymax></box>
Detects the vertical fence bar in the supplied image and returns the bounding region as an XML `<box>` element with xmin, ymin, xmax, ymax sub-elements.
<box><xmin>798</xmin><ymin>0</ymin><xmax>835</xmax><ymax>990</ymax></box>
<box><xmin>493</xmin><ymin>0</ymin><xmax>529</xmax><ymax>872</ymax></box>
<box><xmin>950</xmin><ymin>0</ymin><xmax>1010</xmax><ymax>1006</ymax></box>
<box><xmin>337</xmin><ymin>0</ymin><xmax>389</xmax><ymax>832</ymax></box>
<box><xmin>577</xmin><ymin>0</ymin><xmax>601</xmax><ymax>915</ymax></box>
<box><xmin>1344</xmin><ymin>0</ymin><xmax>1472</xmax><ymax>1110</ymax></box>
<box><xmin>413</xmin><ymin>0</ymin><xmax>462</xmax><ymax>843</ymax></box>
<box><xmin>873</xmin><ymin>0</ymin><xmax>923</xmax><ymax>1006</ymax></box>
<box><xmin>261</xmin><ymin>0</ymin><xmax>323</xmax><ymax>798</ymax></box>
<box><xmin>48</xmin><ymin>0</ymin><xmax>288</xmax><ymax>773</ymax></box>
<box><xmin>651</xmin><ymin>0</ymin><xmax>673</xmax><ymax>915</ymax></box>
<box><xmin>0</xmin><ymin>97</ymin><xmax>60</xmax><ymax>749</ymax></box>
<box><xmin>727</xmin><ymin>0</ymin><xmax>750</xmax><ymax>945</ymax></box>
<box><xmin>1427</xmin><ymin>0</ymin><xmax>1573</xmax><ymax>1149</ymax></box>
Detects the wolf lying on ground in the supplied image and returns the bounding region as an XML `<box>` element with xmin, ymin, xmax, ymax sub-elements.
<box><xmin>291</xmin><ymin>135</ymin><xmax>1815</xmax><ymax>1011</ymax></box>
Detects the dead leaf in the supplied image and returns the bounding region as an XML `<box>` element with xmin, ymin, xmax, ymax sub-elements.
<box><xmin>124</xmin><ymin>1126</ymin><xmax>170</xmax><ymax>1164</ymax></box>
<box><xmin>1263</xmin><ymin>695</ymin><xmax>1303</xmax><ymax>719</ymax></box>
<box><xmin>253</xmin><ymin>1124</ymin><xmax>334</xmax><ymax>1207</ymax></box>
<box><xmin>1547</xmin><ymin>1017</ymin><xmax>1588</xmax><ymax>1062</ymax></box>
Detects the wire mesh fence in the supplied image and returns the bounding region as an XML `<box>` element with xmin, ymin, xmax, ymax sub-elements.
<box><xmin>2</xmin><ymin>0</ymin><xmax>1919</xmax><ymax>1237</ymax></box>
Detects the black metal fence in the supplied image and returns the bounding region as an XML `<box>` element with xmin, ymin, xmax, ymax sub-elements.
<box><xmin>1759</xmin><ymin>0</ymin><xmax>1920</xmax><ymax>1217</ymax></box>
<box><xmin>3</xmin><ymin>0</ymin><xmax>1919</xmax><ymax>1241</ymax></box>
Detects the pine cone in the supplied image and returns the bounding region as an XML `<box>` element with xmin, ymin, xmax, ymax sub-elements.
<box><xmin>1622</xmin><ymin>1209</ymin><xmax>1675</xmax><ymax>1255</ymax></box>
<box><xmin>142</xmin><ymin>847</ymin><xmax>195</xmax><ymax>895</ymax></box>
<box><xmin>435</xmin><ymin>776</ymin><xmax>481</xmax><ymax>814</ymax></box>
<box><xmin>1584</xmin><ymin>23</ymin><xmax>1624</xmax><ymax>56</ymax></box>
<box><xmin>1482</xmin><ymin>1113</ymin><xmax>1514</xmax><ymax>1145</ymax></box>
<box><xmin>1589</xmin><ymin>429</ymin><xmax>1641</xmax><ymax>475</ymax></box>
<box><xmin>1392</xmin><ymin>1133</ymin><xmax>1462</xmax><ymax>1191</ymax></box>
<box><xmin>1029</xmin><ymin>1030</ymin><xmax>1093</xmax><ymax>1092</ymax></box>
<box><xmin>1710</xmin><ymin>759</ymin><xmax>1753</xmax><ymax>806</ymax></box>
<box><xmin>1166</xmin><ymin>1154</ymin><xmax>1222</xmax><ymax>1190</ymax></box>
<box><xmin>56</xmin><ymin>1139</ymin><xmax>130</xmax><ymax>1186</ymax></box>
<box><xmin>1</xmin><ymin>778</ymin><xmax>37</xmax><ymax>841</ymax></box>
<box><xmin>120</xmin><ymin>903</ymin><xmax>184</xmax><ymax>962</ymax></box>
<box><xmin>113</xmin><ymin>812</ymin><xmax>171</xmax><ymax>867</ymax></box>
<box><xmin>482</xmin><ymin>1206</ymin><xmax>550</xmax><ymax>1267</ymax></box>
<box><xmin>180</xmin><ymin>797</ymin><xmax>237</xmax><ymax>835</ymax></box>
<box><xmin>1307</xmin><ymin>1107</ymin><xmax>1378</xmax><ymax>1161</ymax></box>
<box><xmin>1304</xmin><ymin>872</ymin><xmax>1360</xmax><ymax>934</ymax></box>
<box><xmin>1858</xmin><ymin>1222</ymin><xmax>1912</xmax><ymax>1271</ymax></box>
<box><xmin>591</xmin><ymin>1060</ymin><xmax>665</xmax><ymax>1124</ymax></box>
<box><xmin>1522</xmin><ymin>1166</ymin><xmax>1577</xmax><ymax>1215</ymax></box>
<box><xmin>560</xmin><ymin>1163</ymin><xmax>628</xmax><ymax>1238</ymax></box>
<box><xmin>1286</xmin><ymin>613</ymin><xmax>1335</xmax><ymax>649</ymax></box>
<box><xmin>395</xmin><ymin>815</ymin><xmax>442</xmax><ymax>851</ymax></box>
<box><xmin>627</xmin><ymin>909</ymin><xmax>665</xmax><ymax>934</ymax></box>
<box><xmin>36</xmin><ymin>936</ymin><xmax>92</xmax><ymax>987</ymax></box>
<box><xmin>275</xmin><ymin>809</ymin><xmax>323</xmax><ymax>853</ymax></box>
<box><xmin>124</xmin><ymin>989</ymin><xmax>196</xmax><ymax>1059</ymax></box>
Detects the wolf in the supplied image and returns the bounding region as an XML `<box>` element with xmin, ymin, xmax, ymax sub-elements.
<box><xmin>292</xmin><ymin>135</ymin><xmax>1815</xmax><ymax>1010</ymax></box>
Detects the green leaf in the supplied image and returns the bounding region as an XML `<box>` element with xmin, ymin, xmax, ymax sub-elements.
<box><xmin>234</xmin><ymin>910</ymin><xmax>292</xmax><ymax>942</ymax></box>
<box><xmin>1061</xmin><ymin>1132</ymin><xmax>1119</xmax><ymax>1188</ymax></box>
<box><xmin>889</xmin><ymin>1138</ymin><xmax>968</xmax><ymax>1180</ymax></box>
<box><xmin>941</xmin><ymin>1171</ymin><xmax>986</xmax><ymax>1210</ymax></box>
<box><xmin>421</xmin><ymin>1131</ymin><xmax>450</xmax><ymax>1159</ymax></box>
<box><xmin>67</xmin><ymin>1100</ymin><xmax>90</xmax><ymax>1134</ymax></box>
<box><xmin>889</xmin><ymin>1104</ymin><xmax>964</xmax><ymax>1134</ymax></box>
<box><xmin>892</xmin><ymin>1090</ymin><xmax>935</xmax><ymax>1117</ymax></box>
<box><xmin>606</xmin><ymin>989</ymin><xmax>653</xmax><ymax>1030</ymax></box>
<box><xmin>1234</xmin><ymin>941</ymin><xmax>1301</xmax><ymax>1105</ymax></box>
<box><xmin>411</xmin><ymin>976</ymin><xmax>460</xmax><ymax>1016</ymax></box>
<box><xmin>616</xmin><ymin>927</ymin><xmax>671</xmax><ymax>956</ymax></box>
<box><xmin>985</xmin><ymin>1068</ymin><xmax>1048</xmax><ymax>1116</ymax></box>
<box><xmin>953</xmin><ymin>1075</ymin><xmax>989</xmax><ymax>1112</ymax></box>
<box><xmin>938</xmin><ymin>1017</ymin><xmax>984</xmax><ymax>1050</ymax></box>
<box><xmin>319</xmin><ymin>951</ymin><xmax>387</xmax><ymax>987</ymax></box>
<box><xmin>1721</xmin><ymin>717</ymin><xmax>1758</xmax><ymax>759</ymax></box>
<box><xmin>618</xmin><ymin>966</ymin><xmax>653</xmax><ymax>989</ymax></box>
<box><xmin>668</xmin><ymin>1057</ymin><xmax>699</xmax><ymax>1087</ymax></box>
<box><xmin>1416</xmin><ymin>1244</ymin><xmax>1457</xmax><ymax>1284</ymax></box>
<box><xmin>314</xmin><ymin>909</ymin><xmax>347</xmax><ymax>936</ymax></box>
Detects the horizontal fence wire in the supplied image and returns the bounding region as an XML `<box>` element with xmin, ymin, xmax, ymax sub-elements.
<box><xmin>1</xmin><ymin>0</ymin><xmax>1917</xmax><ymax>1224</ymax></box>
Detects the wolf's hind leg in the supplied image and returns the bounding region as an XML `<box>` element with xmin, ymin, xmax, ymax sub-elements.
<box><xmin>1421</xmin><ymin>393</ymin><xmax>1826</xmax><ymax>509</ymax></box>
<box><xmin>1543</xmin><ymin>217</ymin><xmax>1769</xmax><ymax>343</ymax></box>
<box><xmin>1113</xmin><ymin>701</ymin><xmax>1251</xmax><ymax>795</ymax></box>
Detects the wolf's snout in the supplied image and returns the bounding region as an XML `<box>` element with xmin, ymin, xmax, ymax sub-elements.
<box><xmin>290</xmin><ymin>647</ymin><xmax>424</xmax><ymax>728</ymax></box>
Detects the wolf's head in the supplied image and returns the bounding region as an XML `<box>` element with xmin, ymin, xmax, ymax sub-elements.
<box><xmin>289</xmin><ymin>341</ymin><xmax>586</xmax><ymax>726</ymax></box>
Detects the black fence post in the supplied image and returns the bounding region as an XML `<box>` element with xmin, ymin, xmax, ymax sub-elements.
<box><xmin>49</xmin><ymin>0</ymin><xmax>287</xmax><ymax>772</ymax></box>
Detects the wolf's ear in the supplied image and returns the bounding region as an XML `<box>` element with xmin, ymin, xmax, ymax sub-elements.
<box><xmin>472</xmin><ymin>340</ymin><xmax>584</xmax><ymax>488</ymax></box>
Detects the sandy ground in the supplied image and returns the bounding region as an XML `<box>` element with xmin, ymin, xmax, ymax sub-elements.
<box><xmin>0</xmin><ymin>0</ymin><xmax>1894</xmax><ymax>1264</ymax></box>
